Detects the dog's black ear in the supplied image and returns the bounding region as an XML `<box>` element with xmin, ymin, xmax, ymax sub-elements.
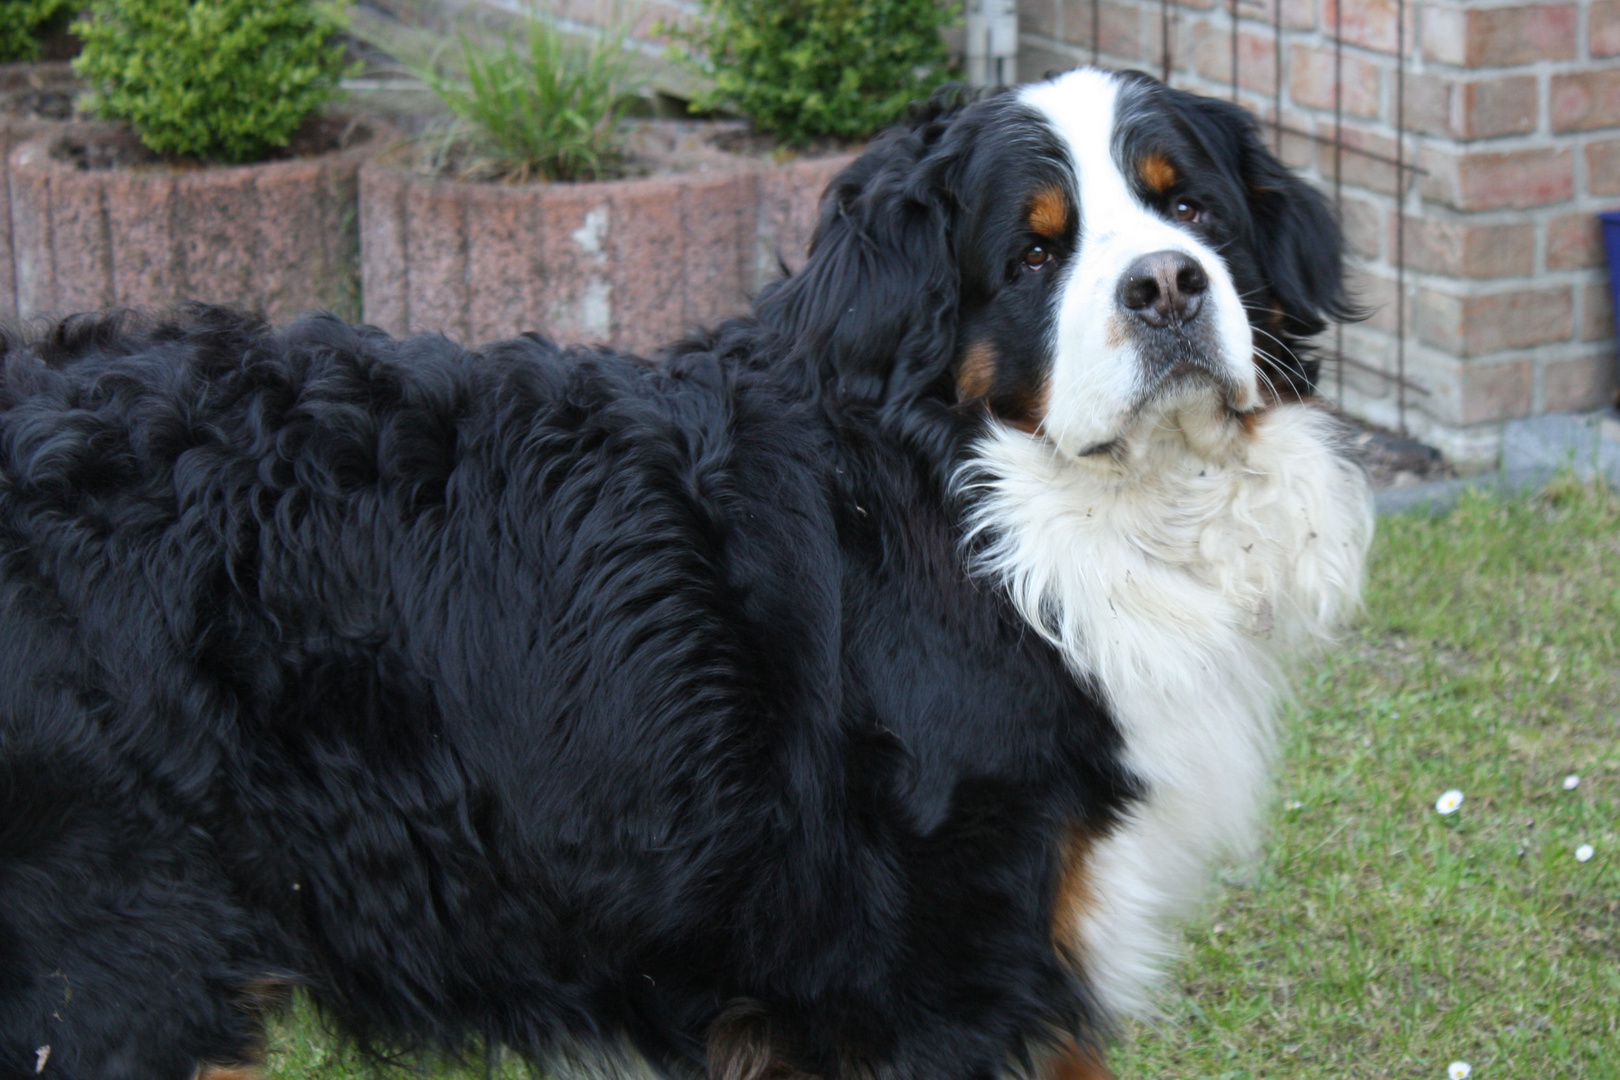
<box><xmin>757</xmin><ymin>96</ymin><xmax>972</xmax><ymax>407</ymax></box>
<box><xmin>1176</xmin><ymin>92</ymin><xmax>1359</xmax><ymax>340</ymax></box>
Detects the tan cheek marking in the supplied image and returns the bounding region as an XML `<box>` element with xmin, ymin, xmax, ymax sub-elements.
<box><xmin>1138</xmin><ymin>153</ymin><xmax>1177</xmax><ymax>195</ymax></box>
<box><xmin>1050</xmin><ymin>825</ymin><xmax>1095</xmax><ymax>963</ymax></box>
<box><xmin>1027</xmin><ymin>185</ymin><xmax>1070</xmax><ymax>239</ymax></box>
<box><xmin>196</xmin><ymin>1066</ymin><xmax>263</xmax><ymax>1080</ymax></box>
<box><xmin>1041</xmin><ymin>1039</ymin><xmax>1115</xmax><ymax>1080</ymax></box>
<box><xmin>1005</xmin><ymin>379</ymin><xmax>1051</xmax><ymax>436</ymax></box>
<box><xmin>956</xmin><ymin>339</ymin><xmax>997</xmax><ymax>402</ymax></box>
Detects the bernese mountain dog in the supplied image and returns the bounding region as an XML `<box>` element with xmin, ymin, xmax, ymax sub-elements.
<box><xmin>0</xmin><ymin>68</ymin><xmax>1372</xmax><ymax>1080</ymax></box>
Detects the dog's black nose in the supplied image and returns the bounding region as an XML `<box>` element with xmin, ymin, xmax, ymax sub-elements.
<box><xmin>1116</xmin><ymin>251</ymin><xmax>1209</xmax><ymax>328</ymax></box>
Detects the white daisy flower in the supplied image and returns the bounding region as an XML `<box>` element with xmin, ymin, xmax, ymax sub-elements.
<box><xmin>1435</xmin><ymin>790</ymin><xmax>1464</xmax><ymax>815</ymax></box>
<box><xmin>1563</xmin><ymin>774</ymin><xmax>1580</xmax><ymax>790</ymax></box>
<box><xmin>1576</xmin><ymin>844</ymin><xmax>1595</xmax><ymax>862</ymax></box>
<box><xmin>1447</xmin><ymin>1062</ymin><xmax>1471</xmax><ymax>1080</ymax></box>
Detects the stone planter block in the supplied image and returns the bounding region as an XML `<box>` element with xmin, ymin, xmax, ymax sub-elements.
<box><xmin>3</xmin><ymin>118</ymin><xmax>54</xmax><ymax>319</ymax></box>
<box><xmin>9</xmin><ymin>122</ymin><xmax>388</xmax><ymax>324</ymax></box>
<box><xmin>753</xmin><ymin>153</ymin><xmax>858</xmax><ymax>290</ymax></box>
<box><xmin>1</xmin><ymin>62</ymin><xmax>76</xmax><ymax>319</ymax></box>
<box><xmin>361</xmin><ymin>155</ymin><xmax>851</xmax><ymax>355</ymax></box>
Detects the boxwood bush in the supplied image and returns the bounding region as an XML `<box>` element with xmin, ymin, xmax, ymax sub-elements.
<box><xmin>674</xmin><ymin>0</ymin><xmax>956</xmax><ymax>145</ymax></box>
<box><xmin>0</xmin><ymin>0</ymin><xmax>76</xmax><ymax>63</ymax></box>
<box><xmin>73</xmin><ymin>0</ymin><xmax>351</xmax><ymax>164</ymax></box>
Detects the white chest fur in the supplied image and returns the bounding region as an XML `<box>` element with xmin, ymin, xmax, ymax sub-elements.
<box><xmin>959</xmin><ymin>404</ymin><xmax>1373</xmax><ymax>1019</ymax></box>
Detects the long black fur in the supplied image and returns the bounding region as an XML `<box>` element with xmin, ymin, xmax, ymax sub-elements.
<box><xmin>0</xmin><ymin>74</ymin><xmax>1346</xmax><ymax>1080</ymax></box>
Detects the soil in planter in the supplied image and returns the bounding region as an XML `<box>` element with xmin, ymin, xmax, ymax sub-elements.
<box><xmin>50</xmin><ymin>114</ymin><xmax>380</xmax><ymax>172</ymax></box>
<box><xmin>397</xmin><ymin>117</ymin><xmax>857</xmax><ymax>185</ymax></box>
<box><xmin>1</xmin><ymin>62</ymin><xmax>79</xmax><ymax>122</ymax></box>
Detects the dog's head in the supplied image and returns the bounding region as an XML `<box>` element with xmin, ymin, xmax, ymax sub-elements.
<box><xmin>759</xmin><ymin>68</ymin><xmax>1354</xmax><ymax>461</ymax></box>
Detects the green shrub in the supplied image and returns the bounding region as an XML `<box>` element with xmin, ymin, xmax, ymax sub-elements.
<box><xmin>73</xmin><ymin>0</ymin><xmax>351</xmax><ymax>164</ymax></box>
<box><xmin>673</xmin><ymin>0</ymin><xmax>956</xmax><ymax>145</ymax></box>
<box><xmin>417</xmin><ymin>8</ymin><xmax>640</xmax><ymax>183</ymax></box>
<box><xmin>0</xmin><ymin>0</ymin><xmax>75</xmax><ymax>62</ymax></box>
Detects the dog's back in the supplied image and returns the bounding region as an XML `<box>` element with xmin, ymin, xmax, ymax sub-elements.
<box><xmin>0</xmin><ymin>307</ymin><xmax>1117</xmax><ymax>1079</ymax></box>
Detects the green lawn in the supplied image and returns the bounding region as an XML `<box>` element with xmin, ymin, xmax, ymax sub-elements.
<box><xmin>268</xmin><ymin>479</ymin><xmax>1620</xmax><ymax>1079</ymax></box>
<box><xmin>1116</xmin><ymin>477</ymin><xmax>1620</xmax><ymax>1079</ymax></box>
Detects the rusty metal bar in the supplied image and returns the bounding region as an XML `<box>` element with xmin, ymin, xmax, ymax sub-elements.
<box><xmin>1264</xmin><ymin>121</ymin><xmax>1426</xmax><ymax>173</ymax></box>
<box><xmin>1230</xmin><ymin>0</ymin><xmax>1239</xmax><ymax>101</ymax></box>
<box><xmin>1333</xmin><ymin>0</ymin><xmax>1344</xmax><ymax>402</ymax></box>
<box><xmin>1161</xmin><ymin>0</ymin><xmax>1172</xmax><ymax>82</ymax></box>
<box><xmin>1330</xmin><ymin>352</ymin><xmax>1431</xmax><ymax>395</ymax></box>
<box><xmin>1395</xmin><ymin>0</ymin><xmax>1407</xmax><ymax>435</ymax></box>
<box><xmin>1271</xmin><ymin>0</ymin><xmax>1282</xmax><ymax>154</ymax></box>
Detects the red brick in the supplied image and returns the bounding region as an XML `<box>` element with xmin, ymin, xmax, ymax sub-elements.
<box><xmin>1289</xmin><ymin>43</ymin><xmax>1383</xmax><ymax>119</ymax></box>
<box><xmin>1189</xmin><ymin>25</ymin><xmax>1279</xmax><ymax>94</ymax></box>
<box><xmin>1420</xmin><ymin>146</ymin><xmax>1574</xmax><ymax>211</ymax></box>
<box><xmin>1344</xmin><ymin>265</ymin><xmax>1400</xmax><ymax>335</ymax></box>
<box><xmin>1022</xmin><ymin>0</ymin><xmax>1064</xmax><ymax>43</ymax></box>
<box><xmin>1546</xmin><ymin>212</ymin><xmax>1605</xmax><ymax>270</ymax></box>
<box><xmin>1276</xmin><ymin>108</ymin><xmax>1317</xmax><ymax>171</ymax></box>
<box><xmin>1399</xmin><ymin>215</ymin><xmax>1534</xmax><ymax>278</ymax></box>
<box><xmin>1458</xmin><ymin>359</ymin><xmax>1534</xmax><ymax>424</ymax></box>
<box><xmin>1417</xmin><ymin>285</ymin><xmax>1574</xmax><ymax>356</ymax></box>
<box><xmin>1595</xmin><ymin>0</ymin><xmax>1620</xmax><ymax>57</ymax></box>
<box><xmin>1542</xmin><ymin>354</ymin><xmax>1619</xmax><ymax>411</ymax></box>
<box><xmin>1458</xmin><ymin>77</ymin><xmax>1539</xmax><ymax>138</ymax></box>
<box><xmin>1588</xmin><ymin>140</ymin><xmax>1620</xmax><ymax>196</ymax></box>
<box><xmin>1322</xmin><ymin>0</ymin><xmax>1407</xmax><ymax>54</ymax></box>
<box><xmin>1338</xmin><ymin>193</ymin><xmax>1385</xmax><ymax>261</ymax></box>
<box><xmin>1320</xmin><ymin>122</ymin><xmax>1405</xmax><ymax>196</ymax></box>
<box><xmin>1422</xmin><ymin>3</ymin><xmax>1577</xmax><ymax>67</ymax></box>
<box><xmin>1407</xmin><ymin>75</ymin><xmax>1536</xmax><ymax>140</ymax></box>
<box><xmin>1551</xmin><ymin>70</ymin><xmax>1620</xmax><ymax>134</ymax></box>
<box><xmin>1580</xmin><ymin>281</ymin><xmax>1617</xmax><ymax>342</ymax></box>
<box><xmin>1406</xmin><ymin>75</ymin><xmax>1452</xmax><ymax>137</ymax></box>
<box><xmin>1058</xmin><ymin>0</ymin><xmax>1144</xmax><ymax>57</ymax></box>
<box><xmin>1230</xmin><ymin>0</ymin><xmax>1317</xmax><ymax>32</ymax></box>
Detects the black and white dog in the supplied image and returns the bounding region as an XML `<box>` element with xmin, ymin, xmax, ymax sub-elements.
<box><xmin>0</xmin><ymin>68</ymin><xmax>1371</xmax><ymax>1080</ymax></box>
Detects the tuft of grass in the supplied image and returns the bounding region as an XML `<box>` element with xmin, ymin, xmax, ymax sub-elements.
<box><xmin>415</xmin><ymin>4</ymin><xmax>641</xmax><ymax>183</ymax></box>
<box><xmin>1117</xmin><ymin>477</ymin><xmax>1620</xmax><ymax>1078</ymax></box>
<box><xmin>265</xmin><ymin>995</ymin><xmax>535</xmax><ymax>1079</ymax></box>
<box><xmin>266</xmin><ymin>480</ymin><xmax>1620</xmax><ymax>1078</ymax></box>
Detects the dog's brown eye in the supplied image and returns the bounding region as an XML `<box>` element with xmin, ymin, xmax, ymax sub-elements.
<box><xmin>1023</xmin><ymin>246</ymin><xmax>1052</xmax><ymax>270</ymax></box>
<box><xmin>1174</xmin><ymin>200</ymin><xmax>1202</xmax><ymax>224</ymax></box>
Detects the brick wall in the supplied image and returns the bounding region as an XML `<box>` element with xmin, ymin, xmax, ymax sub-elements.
<box><xmin>1019</xmin><ymin>0</ymin><xmax>1620</xmax><ymax>464</ymax></box>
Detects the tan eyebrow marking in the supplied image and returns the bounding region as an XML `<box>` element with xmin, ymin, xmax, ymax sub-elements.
<box><xmin>1027</xmin><ymin>185</ymin><xmax>1069</xmax><ymax>239</ymax></box>
<box><xmin>1138</xmin><ymin>152</ymin><xmax>1177</xmax><ymax>194</ymax></box>
<box><xmin>956</xmin><ymin>339</ymin><xmax>997</xmax><ymax>402</ymax></box>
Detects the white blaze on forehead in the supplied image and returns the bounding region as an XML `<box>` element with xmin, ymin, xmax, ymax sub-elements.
<box><xmin>1020</xmin><ymin>70</ymin><xmax>1143</xmax><ymax>251</ymax></box>
<box><xmin>1016</xmin><ymin>69</ymin><xmax>1257</xmax><ymax>457</ymax></box>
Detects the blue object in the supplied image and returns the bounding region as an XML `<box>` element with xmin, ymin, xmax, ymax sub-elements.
<box><xmin>1602</xmin><ymin>210</ymin><xmax>1620</xmax><ymax>382</ymax></box>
